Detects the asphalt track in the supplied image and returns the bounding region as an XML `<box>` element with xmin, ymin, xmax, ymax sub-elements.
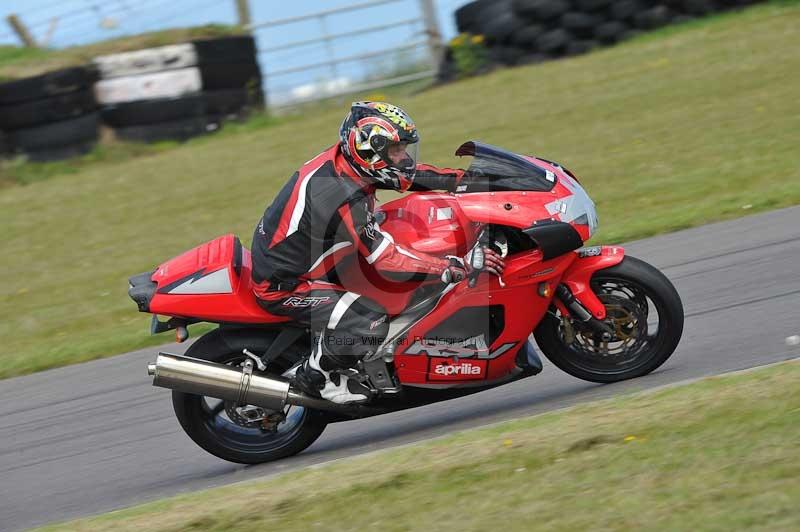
<box><xmin>2</xmin><ymin>206</ymin><xmax>799</xmax><ymax>531</ymax></box>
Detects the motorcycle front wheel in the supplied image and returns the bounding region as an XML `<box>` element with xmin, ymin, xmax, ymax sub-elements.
<box><xmin>171</xmin><ymin>328</ymin><xmax>328</xmax><ymax>464</ymax></box>
<box><xmin>534</xmin><ymin>255</ymin><xmax>684</xmax><ymax>383</ymax></box>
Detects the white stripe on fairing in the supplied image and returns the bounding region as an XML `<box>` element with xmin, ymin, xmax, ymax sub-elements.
<box><xmin>287</xmin><ymin>163</ymin><xmax>323</xmax><ymax>238</ymax></box>
<box><xmin>396</xmin><ymin>246</ymin><xmax>421</xmax><ymax>260</ymax></box>
<box><xmin>307</xmin><ymin>241</ymin><xmax>352</xmax><ymax>272</ymax></box>
<box><xmin>377</xmin><ymin>227</ymin><xmax>395</xmax><ymax>243</ymax></box>
<box><xmin>327</xmin><ymin>292</ymin><xmax>360</xmax><ymax>330</ymax></box>
<box><xmin>365</xmin><ymin>237</ymin><xmax>390</xmax><ymax>264</ymax></box>
<box><xmin>168</xmin><ymin>268</ymin><xmax>232</xmax><ymax>294</ymax></box>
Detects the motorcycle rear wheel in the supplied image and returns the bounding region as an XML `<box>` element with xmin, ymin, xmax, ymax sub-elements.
<box><xmin>534</xmin><ymin>255</ymin><xmax>683</xmax><ymax>383</ymax></box>
<box><xmin>172</xmin><ymin>328</ymin><xmax>328</xmax><ymax>464</ymax></box>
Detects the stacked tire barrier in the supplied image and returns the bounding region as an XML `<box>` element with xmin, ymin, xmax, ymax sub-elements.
<box><xmin>443</xmin><ymin>0</ymin><xmax>762</xmax><ymax>78</ymax></box>
<box><xmin>0</xmin><ymin>67</ymin><xmax>100</xmax><ymax>162</ymax></box>
<box><xmin>0</xmin><ymin>35</ymin><xmax>263</xmax><ymax>162</ymax></box>
<box><xmin>95</xmin><ymin>36</ymin><xmax>262</xmax><ymax>143</ymax></box>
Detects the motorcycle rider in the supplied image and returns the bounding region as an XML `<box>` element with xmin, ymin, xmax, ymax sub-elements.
<box><xmin>251</xmin><ymin>102</ymin><xmax>504</xmax><ymax>404</ymax></box>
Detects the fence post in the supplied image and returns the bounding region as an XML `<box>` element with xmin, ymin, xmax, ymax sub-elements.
<box><xmin>235</xmin><ymin>0</ymin><xmax>252</xmax><ymax>28</ymax></box>
<box><xmin>6</xmin><ymin>14</ymin><xmax>38</xmax><ymax>48</ymax></box>
<box><xmin>418</xmin><ymin>0</ymin><xmax>443</xmax><ymax>69</ymax></box>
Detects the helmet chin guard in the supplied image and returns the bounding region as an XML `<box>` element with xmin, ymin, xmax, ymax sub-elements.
<box><xmin>340</xmin><ymin>101</ymin><xmax>419</xmax><ymax>191</ymax></box>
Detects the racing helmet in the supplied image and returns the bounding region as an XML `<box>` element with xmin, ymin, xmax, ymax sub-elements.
<box><xmin>339</xmin><ymin>101</ymin><xmax>420</xmax><ymax>191</ymax></box>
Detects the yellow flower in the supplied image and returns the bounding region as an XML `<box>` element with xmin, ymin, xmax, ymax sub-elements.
<box><xmin>471</xmin><ymin>34</ymin><xmax>485</xmax><ymax>45</ymax></box>
<box><xmin>624</xmin><ymin>435</ymin><xmax>637</xmax><ymax>442</ymax></box>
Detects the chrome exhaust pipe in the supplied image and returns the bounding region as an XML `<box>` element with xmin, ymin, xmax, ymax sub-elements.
<box><xmin>147</xmin><ymin>352</ymin><xmax>365</xmax><ymax>415</ymax></box>
<box><xmin>148</xmin><ymin>352</ymin><xmax>290</xmax><ymax>411</ymax></box>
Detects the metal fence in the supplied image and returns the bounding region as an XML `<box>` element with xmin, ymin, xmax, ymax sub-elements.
<box><xmin>1</xmin><ymin>0</ymin><xmax>446</xmax><ymax>111</ymax></box>
<box><xmin>246</xmin><ymin>0</ymin><xmax>444</xmax><ymax>109</ymax></box>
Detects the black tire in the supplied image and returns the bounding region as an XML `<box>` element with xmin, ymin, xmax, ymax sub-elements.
<box><xmin>203</xmin><ymin>88</ymin><xmax>262</xmax><ymax>121</ymax></box>
<box><xmin>474</xmin><ymin>0</ymin><xmax>513</xmax><ymax>29</ymax></box>
<box><xmin>0</xmin><ymin>66</ymin><xmax>97</xmax><ymax>105</ymax></box>
<box><xmin>534</xmin><ymin>256</ymin><xmax>684</xmax><ymax>383</ymax></box>
<box><xmin>0</xmin><ymin>89</ymin><xmax>96</xmax><ymax>130</ymax></box>
<box><xmin>560</xmin><ymin>12</ymin><xmax>602</xmax><ymax>38</ymax></box>
<box><xmin>680</xmin><ymin>0</ymin><xmax>717</xmax><ymax>16</ymax></box>
<box><xmin>633</xmin><ymin>5</ymin><xmax>674</xmax><ymax>30</ymax></box>
<box><xmin>204</xmin><ymin>88</ymin><xmax>248</xmax><ymax>114</ymax></box>
<box><xmin>114</xmin><ymin>116</ymin><xmax>215</xmax><ymax>143</ymax></box>
<box><xmin>482</xmin><ymin>12</ymin><xmax>527</xmax><ymax>44</ymax></box>
<box><xmin>561</xmin><ymin>11</ymin><xmax>601</xmax><ymax>30</ymax></box>
<box><xmin>510</xmin><ymin>24</ymin><xmax>545</xmax><ymax>48</ymax></box>
<box><xmin>513</xmin><ymin>0</ymin><xmax>570</xmax><ymax>21</ymax></box>
<box><xmin>455</xmin><ymin>0</ymin><xmax>494</xmax><ymax>33</ymax></box>
<box><xmin>172</xmin><ymin>328</ymin><xmax>327</xmax><ymax>464</ymax></box>
<box><xmin>6</xmin><ymin>112</ymin><xmax>99</xmax><ymax>151</ymax></box>
<box><xmin>101</xmin><ymin>94</ymin><xmax>205</xmax><ymax>127</ymax></box>
<box><xmin>193</xmin><ymin>36</ymin><xmax>257</xmax><ymax>64</ymax></box>
<box><xmin>608</xmin><ymin>0</ymin><xmax>643</xmax><ymax>21</ymax></box>
<box><xmin>718</xmin><ymin>0</ymin><xmax>757</xmax><ymax>8</ymax></box>
<box><xmin>594</xmin><ymin>21</ymin><xmax>628</xmax><ymax>43</ymax></box>
<box><xmin>565</xmin><ymin>39</ymin><xmax>600</xmax><ymax>56</ymax></box>
<box><xmin>575</xmin><ymin>0</ymin><xmax>612</xmax><ymax>11</ymax></box>
<box><xmin>199</xmin><ymin>62</ymin><xmax>262</xmax><ymax>91</ymax></box>
<box><xmin>536</xmin><ymin>28</ymin><xmax>572</xmax><ymax>53</ymax></box>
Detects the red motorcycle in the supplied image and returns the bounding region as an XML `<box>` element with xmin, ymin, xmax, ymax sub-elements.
<box><xmin>129</xmin><ymin>141</ymin><xmax>684</xmax><ymax>464</ymax></box>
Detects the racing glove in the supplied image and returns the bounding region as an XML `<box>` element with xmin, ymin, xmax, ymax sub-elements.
<box><xmin>441</xmin><ymin>246</ymin><xmax>505</xmax><ymax>283</ymax></box>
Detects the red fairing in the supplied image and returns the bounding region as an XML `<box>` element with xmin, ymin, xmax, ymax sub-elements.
<box><xmin>560</xmin><ymin>245</ymin><xmax>625</xmax><ymax>320</ymax></box>
<box><xmin>147</xmin><ymin>235</ymin><xmax>288</xmax><ymax>323</ymax></box>
<box><xmin>458</xmin><ymin>191</ymin><xmax>554</xmax><ymax>227</ymax></box>
<box><xmin>376</xmin><ymin>193</ymin><xmax>476</xmax><ymax>257</ymax></box>
<box><xmin>393</xmin><ymin>249</ymin><xmax>577</xmax><ymax>384</ymax></box>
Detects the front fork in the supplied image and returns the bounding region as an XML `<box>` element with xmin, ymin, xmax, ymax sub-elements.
<box><xmin>553</xmin><ymin>245</ymin><xmax>626</xmax><ymax>339</ymax></box>
<box><xmin>555</xmin><ymin>283</ymin><xmax>614</xmax><ymax>341</ymax></box>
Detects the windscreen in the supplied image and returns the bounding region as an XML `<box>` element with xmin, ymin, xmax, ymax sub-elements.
<box><xmin>454</xmin><ymin>141</ymin><xmax>556</xmax><ymax>193</ymax></box>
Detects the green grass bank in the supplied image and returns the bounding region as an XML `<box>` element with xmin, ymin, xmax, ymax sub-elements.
<box><xmin>1</xmin><ymin>3</ymin><xmax>799</xmax><ymax>378</ymax></box>
<box><xmin>36</xmin><ymin>359</ymin><xmax>800</xmax><ymax>531</ymax></box>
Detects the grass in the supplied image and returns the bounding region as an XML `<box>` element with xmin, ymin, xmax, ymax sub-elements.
<box><xmin>34</xmin><ymin>359</ymin><xmax>800</xmax><ymax>531</ymax></box>
<box><xmin>0</xmin><ymin>25</ymin><xmax>243</xmax><ymax>79</ymax></box>
<box><xmin>0</xmin><ymin>113</ymin><xmax>288</xmax><ymax>187</ymax></box>
<box><xmin>1</xmin><ymin>2</ymin><xmax>799</xmax><ymax>379</ymax></box>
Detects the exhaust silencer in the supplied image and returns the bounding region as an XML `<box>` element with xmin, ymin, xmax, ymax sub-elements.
<box><xmin>148</xmin><ymin>352</ymin><xmax>290</xmax><ymax>411</ymax></box>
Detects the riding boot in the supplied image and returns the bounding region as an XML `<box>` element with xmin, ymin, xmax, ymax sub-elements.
<box><xmin>294</xmin><ymin>336</ymin><xmax>372</xmax><ymax>404</ymax></box>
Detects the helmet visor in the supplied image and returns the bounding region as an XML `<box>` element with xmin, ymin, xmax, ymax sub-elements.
<box><xmin>381</xmin><ymin>140</ymin><xmax>419</xmax><ymax>177</ymax></box>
